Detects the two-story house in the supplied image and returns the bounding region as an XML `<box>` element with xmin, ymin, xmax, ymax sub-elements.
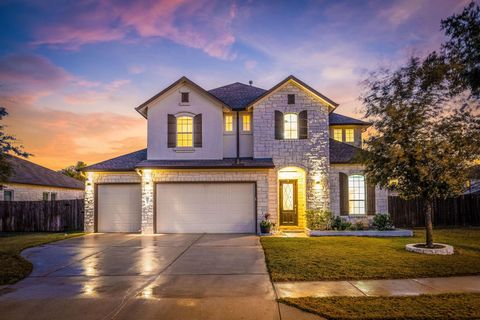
<box><xmin>82</xmin><ymin>75</ymin><xmax>388</xmax><ymax>234</ymax></box>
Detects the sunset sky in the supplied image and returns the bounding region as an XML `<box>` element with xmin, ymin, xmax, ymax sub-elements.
<box><xmin>0</xmin><ymin>0</ymin><xmax>472</xmax><ymax>170</ymax></box>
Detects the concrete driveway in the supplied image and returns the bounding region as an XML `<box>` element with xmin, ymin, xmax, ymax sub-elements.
<box><xmin>0</xmin><ymin>233</ymin><xmax>317</xmax><ymax>320</ymax></box>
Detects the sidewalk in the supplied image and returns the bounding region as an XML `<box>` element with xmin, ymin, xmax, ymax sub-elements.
<box><xmin>274</xmin><ymin>276</ymin><xmax>480</xmax><ymax>298</ymax></box>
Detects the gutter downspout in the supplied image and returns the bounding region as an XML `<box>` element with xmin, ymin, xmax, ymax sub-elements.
<box><xmin>236</xmin><ymin>111</ymin><xmax>240</xmax><ymax>164</ymax></box>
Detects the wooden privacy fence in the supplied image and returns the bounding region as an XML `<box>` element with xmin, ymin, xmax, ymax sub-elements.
<box><xmin>0</xmin><ymin>199</ymin><xmax>84</xmax><ymax>232</ymax></box>
<box><xmin>388</xmin><ymin>195</ymin><xmax>480</xmax><ymax>228</ymax></box>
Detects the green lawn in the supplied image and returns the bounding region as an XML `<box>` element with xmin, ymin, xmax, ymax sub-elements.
<box><xmin>0</xmin><ymin>232</ymin><xmax>84</xmax><ymax>285</ymax></box>
<box><xmin>261</xmin><ymin>228</ymin><xmax>480</xmax><ymax>281</ymax></box>
<box><xmin>280</xmin><ymin>293</ymin><xmax>480</xmax><ymax>320</ymax></box>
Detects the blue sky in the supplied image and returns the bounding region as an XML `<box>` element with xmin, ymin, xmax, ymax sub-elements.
<box><xmin>0</xmin><ymin>0</ymin><xmax>473</xmax><ymax>169</ymax></box>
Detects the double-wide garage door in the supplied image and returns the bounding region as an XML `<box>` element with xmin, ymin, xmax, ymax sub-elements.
<box><xmin>156</xmin><ymin>183</ymin><xmax>256</xmax><ymax>233</ymax></box>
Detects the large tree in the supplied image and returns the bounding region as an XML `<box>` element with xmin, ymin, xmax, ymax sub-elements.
<box><xmin>362</xmin><ymin>3</ymin><xmax>480</xmax><ymax>248</ymax></box>
<box><xmin>0</xmin><ymin>108</ymin><xmax>31</xmax><ymax>182</ymax></box>
<box><xmin>59</xmin><ymin>161</ymin><xmax>87</xmax><ymax>181</ymax></box>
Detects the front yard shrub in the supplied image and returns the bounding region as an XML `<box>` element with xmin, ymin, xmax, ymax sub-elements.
<box><xmin>372</xmin><ymin>213</ymin><xmax>395</xmax><ymax>231</ymax></box>
<box><xmin>331</xmin><ymin>216</ymin><xmax>352</xmax><ymax>231</ymax></box>
<box><xmin>306</xmin><ymin>209</ymin><xmax>332</xmax><ymax>230</ymax></box>
<box><xmin>352</xmin><ymin>221</ymin><xmax>366</xmax><ymax>230</ymax></box>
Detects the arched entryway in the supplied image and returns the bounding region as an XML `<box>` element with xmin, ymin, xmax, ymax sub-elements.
<box><xmin>278</xmin><ymin>166</ymin><xmax>307</xmax><ymax>228</ymax></box>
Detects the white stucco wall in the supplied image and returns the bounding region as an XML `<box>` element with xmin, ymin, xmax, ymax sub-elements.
<box><xmin>222</xmin><ymin>111</ymin><xmax>254</xmax><ymax>158</ymax></box>
<box><xmin>0</xmin><ymin>183</ymin><xmax>84</xmax><ymax>201</ymax></box>
<box><xmin>147</xmin><ymin>84</ymin><xmax>224</xmax><ymax>160</ymax></box>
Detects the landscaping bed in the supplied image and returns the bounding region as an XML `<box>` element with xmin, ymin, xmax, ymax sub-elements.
<box><xmin>306</xmin><ymin>228</ymin><xmax>413</xmax><ymax>237</ymax></box>
<box><xmin>280</xmin><ymin>293</ymin><xmax>480</xmax><ymax>320</ymax></box>
<box><xmin>261</xmin><ymin>228</ymin><xmax>480</xmax><ymax>281</ymax></box>
<box><xmin>0</xmin><ymin>232</ymin><xmax>83</xmax><ymax>285</ymax></box>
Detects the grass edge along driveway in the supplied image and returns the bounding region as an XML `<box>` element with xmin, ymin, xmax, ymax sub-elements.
<box><xmin>279</xmin><ymin>293</ymin><xmax>480</xmax><ymax>320</ymax></box>
<box><xmin>0</xmin><ymin>232</ymin><xmax>84</xmax><ymax>285</ymax></box>
<box><xmin>261</xmin><ymin>228</ymin><xmax>480</xmax><ymax>281</ymax></box>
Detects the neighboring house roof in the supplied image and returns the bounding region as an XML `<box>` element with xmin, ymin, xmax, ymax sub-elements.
<box><xmin>82</xmin><ymin>149</ymin><xmax>148</xmax><ymax>172</ymax></box>
<box><xmin>246</xmin><ymin>75</ymin><xmax>339</xmax><ymax>110</ymax></box>
<box><xmin>135</xmin><ymin>76</ymin><xmax>230</xmax><ymax>118</ymax></box>
<box><xmin>208</xmin><ymin>82</ymin><xmax>267</xmax><ymax>110</ymax></box>
<box><xmin>4</xmin><ymin>155</ymin><xmax>84</xmax><ymax>189</ymax></box>
<box><xmin>329</xmin><ymin>113</ymin><xmax>371</xmax><ymax>126</ymax></box>
<box><xmin>329</xmin><ymin>139</ymin><xmax>363</xmax><ymax>164</ymax></box>
<box><xmin>136</xmin><ymin>158</ymin><xmax>275</xmax><ymax>169</ymax></box>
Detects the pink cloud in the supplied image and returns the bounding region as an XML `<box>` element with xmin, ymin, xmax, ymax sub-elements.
<box><xmin>33</xmin><ymin>0</ymin><xmax>237</xmax><ymax>59</ymax></box>
<box><xmin>0</xmin><ymin>54</ymin><xmax>71</xmax><ymax>102</ymax></box>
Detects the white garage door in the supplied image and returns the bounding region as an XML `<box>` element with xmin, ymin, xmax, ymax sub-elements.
<box><xmin>97</xmin><ymin>184</ymin><xmax>141</xmax><ymax>232</ymax></box>
<box><xmin>156</xmin><ymin>183</ymin><xmax>256</xmax><ymax>233</ymax></box>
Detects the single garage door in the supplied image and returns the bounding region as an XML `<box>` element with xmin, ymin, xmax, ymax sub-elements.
<box><xmin>156</xmin><ymin>183</ymin><xmax>256</xmax><ymax>233</ymax></box>
<box><xmin>97</xmin><ymin>184</ymin><xmax>141</xmax><ymax>232</ymax></box>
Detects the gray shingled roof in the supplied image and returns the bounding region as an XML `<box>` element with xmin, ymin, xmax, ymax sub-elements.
<box><xmin>5</xmin><ymin>155</ymin><xmax>84</xmax><ymax>189</ymax></box>
<box><xmin>136</xmin><ymin>158</ymin><xmax>275</xmax><ymax>169</ymax></box>
<box><xmin>82</xmin><ymin>149</ymin><xmax>147</xmax><ymax>172</ymax></box>
<box><xmin>329</xmin><ymin>139</ymin><xmax>363</xmax><ymax>164</ymax></box>
<box><xmin>329</xmin><ymin>113</ymin><xmax>371</xmax><ymax>125</ymax></box>
<box><xmin>208</xmin><ymin>82</ymin><xmax>267</xmax><ymax>110</ymax></box>
<box><xmin>84</xmin><ymin>140</ymin><xmax>363</xmax><ymax>172</ymax></box>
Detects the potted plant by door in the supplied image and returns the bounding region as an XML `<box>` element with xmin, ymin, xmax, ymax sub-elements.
<box><xmin>260</xmin><ymin>213</ymin><xmax>274</xmax><ymax>234</ymax></box>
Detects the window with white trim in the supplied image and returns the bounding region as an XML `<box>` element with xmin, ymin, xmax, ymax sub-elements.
<box><xmin>225</xmin><ymin>115</ymin><xmax>233</xmax><ymax>132</ymax></box>
<box><xmin>348</xmin><ymin>175</ymin><xmax>365</xmax><ymax>214</ymax></box>
<box><xmin>284</xmin><ymin>113</ymin><xmax>298</xmax><ymax>139</ymax></box>
<box><xmin>345</xmin><ymin>129</ymin><xmax>354</xmax><ymax>142</ymax></box>
<box><xmin>4</xmin><ymin>190</ymin><xmax>13</xmax><ymax>201</ymax></box>
<box><xmin>333</xmin><ymin>129</ymin><xmax>343</xmax><ymax>141</ymax></box>
<box><xmin>177</xmin><ymin>116</ymin><xmax>193</xmax><ymax>147</ymax></box>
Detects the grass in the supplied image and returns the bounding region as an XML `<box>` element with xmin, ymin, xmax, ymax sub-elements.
<box><xmin>0</xmin><ymin>232</ymin><xmax>84</xmax><ymax>285</ymax></box>
<box><xmin>280</xmin><ymin>293</ymin><xmax>480</xmax><ymax>320</ymax></box>
<box><xmin>261</xmin><ymin>228</ymin><xmax>480</xmax><ymax>281</ymax></box>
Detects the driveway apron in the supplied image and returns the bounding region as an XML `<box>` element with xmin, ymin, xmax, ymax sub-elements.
<box><xmin>0</xmin><ymin>233</ymin><xmax>281</xmax><ymax>320</ymax></box>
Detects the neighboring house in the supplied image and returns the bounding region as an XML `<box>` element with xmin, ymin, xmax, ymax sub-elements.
<box><xmin>82</xmin><ymin>75</ymin><xmax>388</xmax><ymax>234</ymax></box>
<box><xmin>465</xmin><ymin>165</ymin><xmax>480</xmax><ymax>194</ymax></box>
<box><xmin>0</xmin><ymin>156</ymin><xmax>84</xmax><ymax>201</ymax></box>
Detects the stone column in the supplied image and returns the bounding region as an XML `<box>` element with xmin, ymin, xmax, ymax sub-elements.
<box><xmin>84</xmin><ymin>173</ymin><xmax>95</xmax><ymax>232</ymax></box>
<box><xmin>141</xmin><ymin>169</ymin><xmax>155</xmax><ymax>234</ymax></box>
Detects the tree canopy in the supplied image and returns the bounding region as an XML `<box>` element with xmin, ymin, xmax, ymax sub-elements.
<box><xmin>59</xmin><ymin>161</ymin><xmax>87</xmax><ymax>181</ymax></box>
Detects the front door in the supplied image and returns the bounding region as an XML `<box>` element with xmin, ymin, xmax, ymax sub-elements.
<box><xmin>279</xmin><ymin>179</ymin><xmax>298</xmax><ymax>226</ymax></box>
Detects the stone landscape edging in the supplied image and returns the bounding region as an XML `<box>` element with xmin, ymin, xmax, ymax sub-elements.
<box><xmin>306</xmin><ymin>228</ymin><xmax>413</xmax><ymax>237</ymax></box>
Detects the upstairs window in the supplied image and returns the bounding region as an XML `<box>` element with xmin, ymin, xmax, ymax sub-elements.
<box><xmin>242</xmin><ymin>114</ymin><xmax>251</xmax><ymax>132</ymax></box>
<box><xmin>287</xmin><ymin>94</ymin><xmax>295</xmax><ymax>104</ymax></box>
<box><xmin>225</xmin><ymin>115</ymin><xmax>233</xmax><ymax>132</ymax></box>
<box><xmin>348</xmin><ymin>175</ymin><xmax>366</xmax><ymax>214</ymax></box>
<box><xmin>345</xmin><ymin>129</ymin><xmax>355</xmax><ymax>142</ymax></box>
<box><xmin>4</xmin><ymin>190</ymin><xmax>13</xmax><ymax>201</ymax></box>
<box><xmin>177</xmin><ymin>116</ymin><xmax>193</xmax><ymax>147</ymax></box>
<box><xmin>333</xmin><ymin>129</ymin><xmax>343</xmax><ymax>141</ymax></box>
<box><xmin>284</xmin><ymin>113</ymin><xmax>298</xmax><ymax>139</ymax></box>
<box><xmin>181</xmin><ymin>92</ymin><xmax>189</xmax><ymax>103</ymax></box>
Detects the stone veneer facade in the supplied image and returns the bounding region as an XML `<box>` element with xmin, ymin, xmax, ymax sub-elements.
<box><xmin>253</xmin><ymin>82</ymin><xmax>331</xmax><ymax>218</ymax></box>
<box><xmin>0</xmin><ymin>183</ymin><xmax>84</xmax><ymax>201</ymax></box>
<box><xmin>84</xmin><ymin>169</ymin><xmax>275</xmax><ymax>234</ymax></box>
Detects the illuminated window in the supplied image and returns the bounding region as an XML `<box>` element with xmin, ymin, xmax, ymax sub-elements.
<box><xmin>242</xmin><ymin>114</ymin><xmax>251</xmax><ymax>131</ymax></box>
<box><xmin>225</xmin><ymin>115</ymin><xmax>233</xmax><ymax>132</ymax></box>
<box><xmin>333</xmin><ymin>129</ymin><xmax>343</xmax><ymax>141</ymax></box>
<box><xmin>345</xmin><ymin>129</ymin><xmax>354</xmax><ymax>142</ymax></box>
<box><xmin>348</xmin><ymin>175</ymin><xmax>365</xmax><ymax>214</ymax></box>
<box><xmin>177</xmin><ymin>116</ymin><xmax>193</xmax><ymax>147</ymax></box>
<box><xmin>284</xmin><ymin>113</ymin><xmax>298</xmax><ymax>139</ymax></box>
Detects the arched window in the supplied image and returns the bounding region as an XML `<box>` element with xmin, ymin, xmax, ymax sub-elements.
<box><xmin>348</xmin><ymin>175</ymin><xmax>365</xmax><ymax>214</ymax></box>
<box><xmin>177</xmin><ymin>116</ymin><xmax>193</xmax><ymax>147</ymax></box>
<box><xmin>284</xmin><ymin>113</ymin><xmax>298</xmax><ymax>139</ymax></box>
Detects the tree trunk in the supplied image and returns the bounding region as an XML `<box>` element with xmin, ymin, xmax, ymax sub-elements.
<box><xmin>424</xmin><ymin>200</ymin><xmax>434</xmax><ymax>248</ymax></box>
